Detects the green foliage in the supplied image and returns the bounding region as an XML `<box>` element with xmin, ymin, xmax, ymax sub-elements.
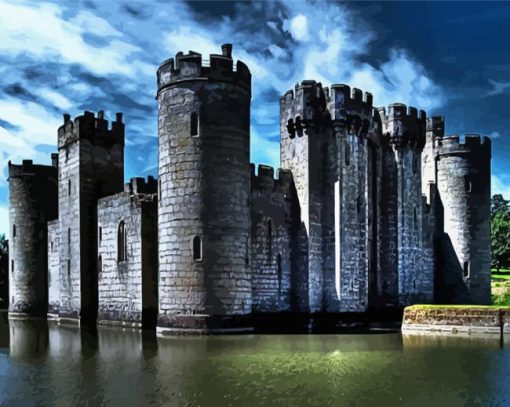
<box><xmin>491</xmin><ymin>194</ymin><xmax>510</xmax><ymax>271</ymax></box>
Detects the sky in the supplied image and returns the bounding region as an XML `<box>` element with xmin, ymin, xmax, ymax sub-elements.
<box><xmin>0</xmin><ymin>0</ymin><xmax>509</xmax><ymax>238</ymax></box>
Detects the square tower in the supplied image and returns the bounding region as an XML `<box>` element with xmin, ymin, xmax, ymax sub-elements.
<box><xmin>56</xmin><ymin>111</ymin><xmax>124</xmax><ymax>324</ymax></box>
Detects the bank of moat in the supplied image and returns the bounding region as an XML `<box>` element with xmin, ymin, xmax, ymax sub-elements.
<box><xmin>7</xmin><ymin>44</ymin><xmax>492</xmax><ymax>334</ymax></box>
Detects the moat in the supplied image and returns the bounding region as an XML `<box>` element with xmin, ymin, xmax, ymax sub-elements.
<box><xmin>0</xmin><ymin>314</ymin><xmax>509</xmax><ymax>406</ymax></box>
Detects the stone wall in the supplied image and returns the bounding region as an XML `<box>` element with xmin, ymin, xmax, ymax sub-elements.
<box><xmin>250</xmin><ymin>165</ymin><xmax>294</xmax><ymax>312</ymax></box>
<box><xmin>8</xmin><ymin>160</ymin><xmax>58</xmax><ymax>317</ymax></box>
<box><xmin>97</xmin><ymin>179</ymin><xmax>157</xmax><ymax>328</ymax></box>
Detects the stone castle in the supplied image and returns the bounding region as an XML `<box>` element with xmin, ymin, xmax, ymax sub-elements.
<box><xmin>7</xmin><ymin>44</ymin><xmax>491</xmax><ymax>333</ymax></box>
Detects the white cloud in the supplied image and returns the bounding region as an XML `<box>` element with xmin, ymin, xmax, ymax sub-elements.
<box><xmin>0</xmin><ymin>204</ymin><xmax>8</xmax><ymax>239</ymax></box>
<box><xmin>489</xmin><ymin>131</ymin><xmax>501</xmax><ymax>139</ymax></box>
<box><xmin>288</xmin><ymin>14</ymin><xmax>309</xmax><ymax>41</ymax></box>
<box><xmin>251</xmin><ymin>127</ymin><xmax>279</xmax><ymax>170</ymax></box>
<box><xmin>38</xmin><ymin>88</ymin><xmax>73</xmax><ymax>110</ymax></box>
<box><xmin>492</xmin><ymin>174</ymin><xmax>510</xmax><ymax>199</ymax></box>
<box><xmin>0</xmin><ymin>1</ymin><xmax>147</xmax><ymax>76</ymax></box>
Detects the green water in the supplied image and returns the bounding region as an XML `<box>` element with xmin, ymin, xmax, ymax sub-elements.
<box><xmin>0</xmin><ymin>315</ymin><xmax>509</xmax><ymax>406</ymax></box>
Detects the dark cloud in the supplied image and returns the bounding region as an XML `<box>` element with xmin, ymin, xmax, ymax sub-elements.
<box><xmin>3</xmin><ymin>83</ymin><xmax>36</xmax><ymax>101</ymax></box>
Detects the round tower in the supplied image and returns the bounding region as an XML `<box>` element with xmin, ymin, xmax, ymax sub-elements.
<box><xmin>435</xmin><ymin>135</ymin><xmax>491</xmax><ymax>304</ymax></box>
<box><xmin>156</xmin><ymin>44</ymin><xmax>252</xmax><ymax>334</ymax></box>
<box><xmin>8</xmin><ymin>160</ymin><xmax>58</xmax><ymax>318</ymax></box>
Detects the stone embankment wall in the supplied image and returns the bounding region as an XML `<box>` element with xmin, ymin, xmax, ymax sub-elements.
<box><xmin>402</xmin><ymin>305</ymin><xmax>510</xmax><ymax>336</ymax></box>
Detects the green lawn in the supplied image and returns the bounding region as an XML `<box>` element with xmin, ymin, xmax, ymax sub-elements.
<box><xmin>406</xmin><ymin>304</ymin><xmax>510</xmax><ymax>310</ymax></box>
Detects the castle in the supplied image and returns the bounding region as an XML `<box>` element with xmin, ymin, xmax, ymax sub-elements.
<box><xmin>7</xmin><ymin>44</ymin><xmax>492</xmax><ymax>334</ymax></box>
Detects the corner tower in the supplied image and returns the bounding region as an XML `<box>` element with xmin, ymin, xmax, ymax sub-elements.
<box><xmin>156</xmin><ymin>44</ymin><xmax>252</xmax><ymax>334</ymax></box>
<box><xmin>57</xmin><ymin>111</ymin><xmax>124</xmax><ymax>324</ymax></box>
<box><xmin>8</xmin><ymin>159</ymin><xmax>57</xmax><ymax>317</ymax></box>
<box><xmin>435</xmin><ymin>135</ymin><xmax>491</xmax><ymax>304</ymax></box>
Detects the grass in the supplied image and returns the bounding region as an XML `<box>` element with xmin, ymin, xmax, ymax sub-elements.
<box><xmin>406</xmin><ymin>304</ymin><xmax>510</xmax><ymax>310</ymax></box>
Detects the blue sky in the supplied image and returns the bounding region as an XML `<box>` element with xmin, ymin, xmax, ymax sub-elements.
<box><xmin>1</xmin><ymin>0</ymin><xmax>509</xmax><ymax>238</ymax></box>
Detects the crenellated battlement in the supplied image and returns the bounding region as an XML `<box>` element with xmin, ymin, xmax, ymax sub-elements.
<box><xmin>378</xmin><ymin>103</ymin><xmax>426</xmax><ymax>150</ymax></box>
<box><xmin>58</xmin><ymin>110</ymin><xmax>125</xmax><ymax>149</ymax></box>
<box><xmin>426</xmin><ymin>116</ymin><xmax>445</xmax><ymax>137</ymax></box>
<box><xmin>250</xmin><ymin>164</ymin><xmax>294</xmax><ymax>194</ymax></box>
<box><xmin>435</xmin><ymin>134</ymin><xmax>491</xmax><ymax>158</ymax></box>
<box><xmin>157</xmin><ymin>44</ymin><xmax>251</xmax><ymax>94</ymax></box>
<box><xmin>124</xmin><ymin>176</ymin><xmax>158</xmax><ymax>196</ymax></box>
<box><xmin>280</xmin><ymin>80</ymin><xmax>329</xmax><ymax>137</ymax></box>
<box><xmin>326</xmin><ymin>83</ymin><xmax>373</xmax><ymax>121</ymax></box>
<box><xmin>8</xmin><ymin>159</ymin><xmax>57</xmax><ymax>180</ymax></box>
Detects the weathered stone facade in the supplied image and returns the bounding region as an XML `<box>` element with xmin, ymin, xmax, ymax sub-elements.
<box><xmin>6</xmin><ymin>43</ymin><xmax>492</xmax><ymax>333</ymax></box>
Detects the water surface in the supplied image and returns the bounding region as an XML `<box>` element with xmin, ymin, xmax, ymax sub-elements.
<box><xmin>0</xmin><ymin>314</ymin><xmax>509</xmax><ymax>406</ymax></box>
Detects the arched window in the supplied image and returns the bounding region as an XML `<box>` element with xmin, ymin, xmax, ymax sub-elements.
<box><xmin>98</xmin><ymin>255</ymin><xmax>102</xmax><ymax>274</ymax></box>
<box><xmin>465</xmin><ymin>176</ymin><xmax>472</xmax><ymax>193</ymax></box>
<box><xmin>68</xmin><ymin>228</ymin><xmax>71</xmax><ymax>255</ymax></box>
<box><xmin>11</xmin><ymin>260</ymin><xmax>14</xmax><ymax>274</ymax></box>
<box><xmin>67</xmin><ymin>259</ymin><xmax>71</xmax><ymax>278</ymax></box>
<box><xmin>190</xmin><ymin>112</ymin><xmax>199</xmax><ymax>137</ymax></box>
<box><xmin>68</xmin><ymin>179</ymin><xmax>71</xmax><ymax>196</ymax></box>
<box><xmin>267</xmin><ymin>219</ymin><xmax>273</xmax><ymax>263</ymax></box>
<box><xmin>12</xmin><ymin>224</ymin><xmax>16</xmax><ymax>240</ymax></box>
<box><xmin>345</xmin><ymin>143</ymin><xmax>350</xmax><ymax>166</ymax></box>
<box><xmin>463</xmin><ymin>261</ymin><xmax>470</xmax><ymax>278</ymax></box>
<box><xmin>99</xmin><ymin>226</ymin><xmax>102</xmax><ymax>242</ymax></box>
<box><xmin>413</xmin><ymin>156</ymin><xmax>418</xmax><ymax>174</ymax></box>
<box><xmin>277</xmin><ymin>254</ymin><xmax>282</xmax><ymax>293</ymax></box>
<box><xmin>118</xmin><ymin>221</ymin><xmax>127</xmax><ymax>262</ymax></box>
<box><xmin>193</xmin><ymin>235</ymin><xmax>202</xmax><ymax>260</ymax></box>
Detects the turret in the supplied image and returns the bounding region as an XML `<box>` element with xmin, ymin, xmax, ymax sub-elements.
<box><xmin>58</xmin><ymin>110</ymin><xmax>124</xmax><ymax>150</ymax></box>
<box><xmin>157</xmin><ymin>44</ymin><xmax>252</xmax><ymax>334</ymax></box>
<box><xmin>435</xmin><ymin>135</ymin><xmax>491</xmax><ymax>304</ymax></box>
<box><xmin>8</xmin><ymin>159</ymin><xmax>57</xmax><ymax>317</ymax></box>
<box><xmin>379</xmin><ymin>103</ymin><xmax>427</xmax><ymax>306</ymax></box>
<box><xmin>422</xmin><ymin>116</ymin><xmax>444</xmax><ymax>200</ymax></box>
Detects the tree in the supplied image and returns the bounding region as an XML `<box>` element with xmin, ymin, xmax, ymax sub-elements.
<box><xmin>491</xmin><ymin>195</ymin><xmax>510</xmax><ymax>272</ymax></box>
<box><xmin>0</xmin><ymin>234</ymin><xmax>8</xmax><ymax>308</ymax></box>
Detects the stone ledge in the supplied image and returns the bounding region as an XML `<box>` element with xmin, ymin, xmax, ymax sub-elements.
<box><xmin>402</xmin><ymin>305</ymin><xmax>510</xmax><ymax>337</ymax></box>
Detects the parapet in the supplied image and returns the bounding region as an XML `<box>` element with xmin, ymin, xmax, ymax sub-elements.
<box><xmin>251</xmin><ymin>164</ymin><xmax>294</xmax><ymax>194</ymax></box>
<box><xmin>435</xmin><ymin>134</ymin><xmax>491</xmax><ymax>159</ymax></box>
<box><xmin>378</xmin><ymin>103</ymin><xmax>426</xmax><ymax>150</ymax></box>
<box><xmin>426</xmin><ymin>116</ymin><xmax>445</xmax><ymax>138</ymax></box>
<box><xmin>58</xmin><ymin>110</ymin><xmax>125</xmax><ymax>149</ymax></box>
<box><xmin>326</xmin><ymin>83</ymin><xmax>373</xmax><ymax>121</ymax></box>
<box><xmin>157</xmin><ymin>44</ymin><xmax>251</xmax><ymax>95</ymax></box>
<box><xmin>124</xmin><ymin>176</ymin><xmax>158</xmax><ymax>196</ymax></box>
<box><xmin>280</xmin><ymin>80</ymin><xmax>329</xmax><ymax>136</ymax></box>
<box><xmin>7</xmin><ymin>159</ymin><xmax>57</xmax><ymax>180</ymax></box>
